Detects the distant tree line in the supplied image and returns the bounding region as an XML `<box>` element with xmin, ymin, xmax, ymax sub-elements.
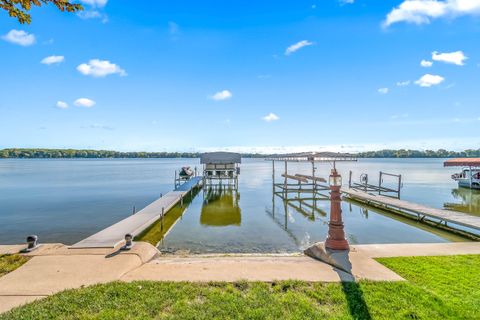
<box><xmin>356</xmin><ymin>149</ymin><xmax>480</xmax><ymax>158</ymax></box>
<box><xmin>1</xmin><ymin>148</ymin><xmax>479</xmax><ymax>159</ymax></box>
<box><xmin>0</xmin><ymin>148</ymin><xmax>266</xmax><ymax>159</ymax></box>
<box><xmin>0</xmin><ymin>149</ymin><xmax>201</xmax><ymax>159</ymax></box>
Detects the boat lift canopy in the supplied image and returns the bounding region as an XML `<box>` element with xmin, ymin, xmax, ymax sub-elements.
<box><xmin>444</xmin><ymin>158</ymin><xmax>480</xmax><ymax>168</ymax></box>
<box><xmin>266</xmin><ymin>152</ymin><xmax>357</xmax><ymax>163</ymax></box>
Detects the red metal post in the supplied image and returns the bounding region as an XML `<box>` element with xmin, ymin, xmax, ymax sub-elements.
<box><xmin>325</xmin><ymin>168</ymin><xmax>349</xmax><ymax>250</ymax></box>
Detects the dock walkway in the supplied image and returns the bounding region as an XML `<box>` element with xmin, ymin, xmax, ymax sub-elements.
<box><xmin>72</xmin><ymin>177</ymin><xmax>203</xmax><ymax>248</ymax></box>
<box><xmin>343</xmin><ymin>188</ymin><xmax>480</xmax><ymax>233</ymax></box>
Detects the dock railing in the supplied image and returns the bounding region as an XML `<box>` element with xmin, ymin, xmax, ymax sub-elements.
<box><xmin>348</xmin><ymin>171</ymin><xmax>402</xmax><ymax>199</ymax></box>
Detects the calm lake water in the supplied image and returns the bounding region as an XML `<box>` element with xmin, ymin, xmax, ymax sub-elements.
<box><xmin>0</xmin><ymin>158</ymin><xmax>478</xmax><ymax>252</ymax></box>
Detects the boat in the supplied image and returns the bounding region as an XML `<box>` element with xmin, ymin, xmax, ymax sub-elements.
<box><xmin>444</xmin><ymin>158</ymin><xmax>480</xmax><ymax>190</ymax></box>
<box><xmin>179</xmin><ymin>166</ymin><xmax>194</xmax><ymax>179</ymax></box>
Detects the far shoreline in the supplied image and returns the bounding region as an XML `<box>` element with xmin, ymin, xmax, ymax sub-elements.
<box><xmin>1</xmin><ymin>148</ymin><xmax>480</xmax><ymax>159</ymax></box>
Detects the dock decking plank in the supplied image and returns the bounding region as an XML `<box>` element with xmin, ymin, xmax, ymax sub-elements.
<box><xmin>71</xmin><ymin>177</ymin><xmax>203</xmax><ymax>248</ymax></box>
<box><xmin>343</xmin><ymin>188</ymin><xmax>480</xmax><ymax>231</ymax></box>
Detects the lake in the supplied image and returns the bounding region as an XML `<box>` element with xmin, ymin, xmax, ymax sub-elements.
<box><xmin>0</xmin><ymin>158</ymin><xmax>478</xmax><ymax>252</ymax></box>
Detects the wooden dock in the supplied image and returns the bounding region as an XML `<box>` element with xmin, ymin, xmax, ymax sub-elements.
<box><xmin>343</xmin><ymin>188</ymin><xmax>480</xmax><ymax>235</ymax></box>
<box><xmin>71</xmin><ymin>177</ymin><xmax>203</xmax><ymax>249</ymax></box>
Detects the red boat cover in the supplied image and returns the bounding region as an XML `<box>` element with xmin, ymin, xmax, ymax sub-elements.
<box><xmin>444</xmin><ymin>158</ymin><xmax>480</xmax><ymax>167</ymax></box>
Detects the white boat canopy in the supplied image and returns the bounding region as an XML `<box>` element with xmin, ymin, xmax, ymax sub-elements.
<box><xmin>200</xmin><ymin>152</ymin><xmax>242</xmax><ymax>164</ymax></box>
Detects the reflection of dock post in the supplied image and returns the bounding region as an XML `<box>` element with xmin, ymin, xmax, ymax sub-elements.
<box><xmin>161</xmin><ymin>207</ymin><xmax>164</xmax><ymax>230</ymax></box>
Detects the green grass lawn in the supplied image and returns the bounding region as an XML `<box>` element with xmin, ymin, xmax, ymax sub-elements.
<box><xmin>0</xmin><ymin>254</ymin><xmax>30</xmax><ymax>278</ymax></box>
<box><xmin>1</xmin><ymin>255</ymin><xmax>479</xmax><ymax>319</ymax></box>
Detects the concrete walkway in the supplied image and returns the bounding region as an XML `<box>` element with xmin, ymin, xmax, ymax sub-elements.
<box><xmin>0</xmin><ymin>243</ymin><xmax>158</xmax><ymax>313</ymax></box>
<box><xmin>1</xmin><ymin>242</ymin><xmax>480</xmax><ymax>314</ymax></box>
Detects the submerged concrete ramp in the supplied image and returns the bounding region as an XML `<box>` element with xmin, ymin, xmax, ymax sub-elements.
<box><xmin>72</xmin><ymin>177</ymin><xmax>202</xmax><ymax>248</ymax></box>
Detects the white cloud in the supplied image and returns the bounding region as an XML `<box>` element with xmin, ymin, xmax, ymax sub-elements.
<box><xmin>432</xmin><ymin>50</ymin><xmax>467</xmax><ymax>65</ymax></box>
<box><xmin>384</xmin><ymin>0</ymin><xmax>480</xmax><ymax>27</ymax></box>
<box><xmin>391</xmin><ymin>113</ymin><xmax>409</xmax><ymax>119</ymax></box>
<box><xmin>378</xmin><ymin>87</ymin><xmax>389</xmax><ymax>94</ymax></box>
<box><xmin>257</xmin><ymin>74</ymin><xmax>272</xmax><ymax>79</ymax></box>
<box><xmin>339</xmin><ymin>0</ymin><xmax>354</xmax><ymax>4</ymax></box>
<box><xmin>169</xmin><ymin>21</ymin><xmax>179</xmax><ymax>35</ymax></box>
<box><xmin>2</xmin><ymin>30</ymin><xmax>35</xmax><ymax>46</ymax></box>
<box><xmin>210</xmin><ymin>90</ymin><xmax>232</xmax><ymax>101</ymax></box>
<box><xmin>285</xmin><ymin>40</ymin><xmax>314</xmax><ymax>55</ymax></box>
<box><xmin>78</xmin><ymin>10</ymin><xmax>100</xmax><ymax>19</ymax></box>
<box><xmin>85</xmin><ymin>123</ymin><xmax>113</xmax><ymax>130</ymax></box>
<box><xmin>56</xmin><ymin>101</ymin><xmax>68</xmax><ymax>109</ymax></box>
<box><xmin>74</xmin><ymin>98</ymin><xmax>96</xmax><ymax>108</ymax></box>
<box><xmin>41</xmin><ymin>55</ymin><xmax>64</xmax><ymax>65</ymax></box>
<box><xmin>420</xmin><ymin>59</ymin><xmax>433</xmax><ymax>67</ymax></box>
<box><xmin>415</xmin><ymin>74</ymin><xmax>445</xmax><ymax>87</ymax></box>
<box><xmin>396</xmin><ymin>80</ymin><xmax>411</xmax><ymax>86</ymax></box>
<box><xmin>78</xmin><ymin>0</ymin><xmax>108</xmax><ymax>22</ymax></box>
<box><xmin>77</xmin><ymin>59</ymin><xmax>126</xmax><ymax>77</ymax></box>
<box><xmin>262</xmin><ymin>113</ymin><xmax>280</xmax><ymax>122</ymax></box>
<box><xmin>79</xmin><ymin>0</ymin><xmax>108</xmax><ymax>7</ymax></box>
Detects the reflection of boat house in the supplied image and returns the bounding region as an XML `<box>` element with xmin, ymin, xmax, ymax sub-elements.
<box><xmin>201</xmin><ymin>189</ymin><xmax>241</xmax><ymax>226</ymax></box>
<box><xmin>201</xmin><ymin>152</ymin><xmax>241</xmax><ymax>190</ymax></box>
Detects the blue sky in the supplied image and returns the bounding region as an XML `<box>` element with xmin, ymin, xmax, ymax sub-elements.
<box><xmin>1</xmin><ymin>0</ymin><xmax>479</xmax><ymax>153</ymax></box>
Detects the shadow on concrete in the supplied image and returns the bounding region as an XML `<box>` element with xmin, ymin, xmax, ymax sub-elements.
<box><xmin>329</xmin><ymin>248</ymin><xmax>371</xmax><ymax>320</ymax></box>
<box><xmin>305</xmin><ymin>244</ymin><xmax>371</xmax><ymax>319</ymax></box>
<box><xmin>105</xmin><ymin>249</ymin><xmax>122</xmax><ymax>259</ymax></box>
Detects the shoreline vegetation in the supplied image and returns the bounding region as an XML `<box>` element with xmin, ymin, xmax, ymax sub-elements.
<box><xmin>1</xmin><ymin>148</ymin><xmax>480</xmax><ymax>159</ymax></box>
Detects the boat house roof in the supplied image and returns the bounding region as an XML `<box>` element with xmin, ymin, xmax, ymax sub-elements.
<box><xmin>444</xmin><ymin>158</ymin><xmax>480</xmax><ymax>168</ymax></box>
<box><xmin>200</xmin><ymin>152</ymin><xmax>241</xmax><ymax>164</ymax></box>
<box><xmin>266</xmin><ymin>152</ymin><xmax>357</xmax><ymax>162</ymax></box>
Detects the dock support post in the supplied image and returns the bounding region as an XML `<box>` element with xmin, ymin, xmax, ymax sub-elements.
<box><xmin>272</xmin><ymin>160</ymin><xmax>275</xmax><ymax>194</ymax></box>
<box><xmin>379</xmin><ymin>171</ymin><xmax>383</xmax><ymax>195</ymax></box>
<box><xmin>398</xmin><ymin>174</ymin><xmax>402</xmax><ymax>199</ymax></box>
<box><xmin>180</xmin><ymin>195</ymin><xmax>184</xmax><ymax>207</ymax></box>
<box><xmin>469</xmin><ymin>166</ymin><xmax>473</xmax><ymax>189</ymax></box>
<box><xmin>312</xmin><ymin>160</ymin><xmax>317</xmax><ymax>196</ymax></box>
<box><xmin>132</xmin><ymin>206</ymin><xmax>136</xmax><ymax>215</ymax></box>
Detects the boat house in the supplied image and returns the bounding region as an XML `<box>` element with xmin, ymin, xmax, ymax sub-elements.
<box><xmin>444</xmin><ymin>158</ymin><xmax>480</xmax><ymax>190</ymax></box>
<box><xmin>200</xmin><ymin>152</ymin><xmax>241</xmax><ymax>189</ymax></box>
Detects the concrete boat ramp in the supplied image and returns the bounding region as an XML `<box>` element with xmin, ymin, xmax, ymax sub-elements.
<box><xmin>71</xmin><ymin>177</ymin><xmax>203</xmax><ymax>249</ymax></box>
